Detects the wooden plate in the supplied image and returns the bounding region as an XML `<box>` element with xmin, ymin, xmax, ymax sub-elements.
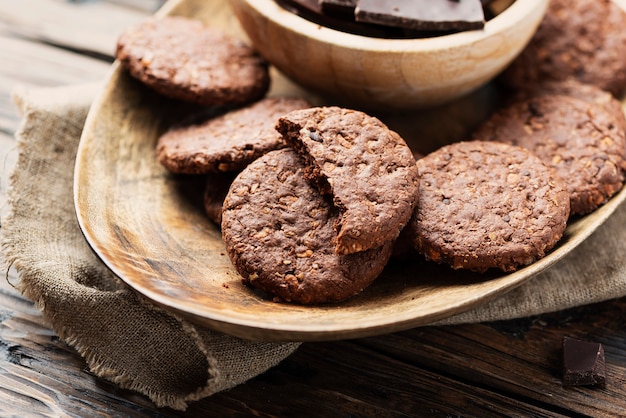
<box><xmin>74</xmin><ymin>0</ymin><xmax>626</xmax><ymax>341</ymax></box>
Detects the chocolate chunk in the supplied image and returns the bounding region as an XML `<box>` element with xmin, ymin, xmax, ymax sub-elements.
<box><xmin>355</xmin><ymin>0</ymin><xmax>485</xmax><ymax>32</ymax></box>
<box><xmin>277</xmin><ymin>0</ymin><xmax>407</xmax><ymax>38</ymax></box>
<box><xmin>562</xmin><ymin>337</ymin><xmax>606</xmax><ymax>387</ymax></box>
<box><xmin>319</xmin><ymin>0</ymin><xmax>356</xmax><ymax>17</ymax></box>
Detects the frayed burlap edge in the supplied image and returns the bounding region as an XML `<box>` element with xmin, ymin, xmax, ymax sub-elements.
<box><xmin>2</xmin><ymin>84</ymin><xmax>300</xmax><ymax>411</ymax></box>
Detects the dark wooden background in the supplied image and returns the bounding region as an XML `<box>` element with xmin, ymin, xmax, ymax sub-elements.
<box><xmin>1</xmin><ymin>1</ymin><xmax>626</xmax><ymax>416</ymax></box>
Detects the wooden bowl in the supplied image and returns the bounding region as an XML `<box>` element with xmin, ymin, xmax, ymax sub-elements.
<box><xmin>229</xmin><ymin>0</ymin><xmax>548</xmax><ymax>110</ymax></box>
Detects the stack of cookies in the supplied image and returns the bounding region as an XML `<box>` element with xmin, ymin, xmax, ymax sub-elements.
<box><xmin>221</xmin><ymin>107</ymin><xmax>419</xmax><ymax>304</ymax></box>
<box><xmin>115</xmin><ymin>0</ymin><xmax>626</xmax><ymax>305</ymax></box>
<box><xmin>117</xmin><ymin>16</ymin><xmax>419</xmax><ymax>304</ymax></box>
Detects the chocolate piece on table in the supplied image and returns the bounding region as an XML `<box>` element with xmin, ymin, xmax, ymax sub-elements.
<box><xmin>355</xmin><ymin>0</ymin><xmax>485</xmax><ymax>32</ymax></box>
<box><xmin>562</xmin><ymin>337</ymin><xmax>606</xmax><ymax>386</ymax></box>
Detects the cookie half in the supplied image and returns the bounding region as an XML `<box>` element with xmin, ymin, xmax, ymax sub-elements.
<box><xmin>501</xmin><ymin>0</ymin><xmax>626</xmax><ymax>97</ymax></box>
<box><xmin>221</xmin><ymin>149</ymin><xmax>393</xmax><ymax>305</ymax></box>
<box><xmin>157</xmin><ymin>97</ymin><xmax>311</xmax><ymax>174</ymax></box>
<box><xmin>474</xmin><ymin>94</ymin><xmax>626</xmax><ymax>215</ymax></box>
<box><xmin>116</xmin><ymin>16</ymin><xmax>270</xmax><ymax>105</ymax></box>
<box><xmin>409</xmin><ymin>140</ymin><xmax>570</xmax><ymax>273</ymax></box>
<box><xmin>276</xmin><ymin>106</ymin><xmax>419</xmax><ymax>255</ymax></box>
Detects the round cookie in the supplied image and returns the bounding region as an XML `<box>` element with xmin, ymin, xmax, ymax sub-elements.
<box><xmin>500</xmin><ymin>0</ymin><xmax>626</xmax><ymax>97</ymax></box>
<box><xmin>276</xmin><ymin>106</ymin><xmax>419</xmax><ymax>255</ymax></box>
<box><xmin>511</xmin><ymin>79</ymin><xmax>626</xmax><ymax>135</ymax></box>
<box><xmin>410</xmin><ymin>140</ymin><xmax>570</xmax><ymax>273</ymax></box>
<box><xmin>116</xmin><ymin>16</ymin><xmax>269</xmax><ymax>106</ymax></box>
<box><xmin>473</xmin><ymin>94</ymin><xmax>626</xmax><ymax>215</ymax></box>
<box><xmin>157</xmin><ymin>96</ymin><xmax>311</xmax><ymax>174</ymax></box>
<box><xmin>221</xmin><ymin>148</ymin><xmax>393</xmax><ymax>305</ymax></box>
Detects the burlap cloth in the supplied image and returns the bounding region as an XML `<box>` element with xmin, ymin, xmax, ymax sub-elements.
<box><xmin>4</xmin><ymin>83</ymin><xmax>626</xmax><ymax>410</ymax></box>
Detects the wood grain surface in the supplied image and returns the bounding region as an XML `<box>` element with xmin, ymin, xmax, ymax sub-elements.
<box><xmin>3</xmin><ymin>1</ymin><xmax>626</xmax><ymax>416</ymax></box>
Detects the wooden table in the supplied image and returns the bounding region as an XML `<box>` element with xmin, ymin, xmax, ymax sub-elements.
<box><xmin>1</xmin><ymin>1</ymin><xmax>626</xmax><ymax>416</ymax></box>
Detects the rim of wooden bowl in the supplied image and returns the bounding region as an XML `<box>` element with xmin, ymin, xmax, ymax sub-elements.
<box><xmin>235</xmin><ymin>0</ymin><xmax>548</xmax><ymax>52</ymax></box>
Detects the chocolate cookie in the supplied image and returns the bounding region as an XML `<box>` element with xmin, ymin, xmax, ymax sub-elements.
<box><xmin>409</xmin><ymin>140</ymin><xmax>570</xmax><ymax>273</ymax></box>
<box><xmin>203</xmin><ymin>172</ymin><xmax>237</xmax><ymax>225</ymax></box>
<box><xmin>473</xmin><ymin>94</ymin><xmax>626</xmax><ymax>215</ymax></box>
<box><xmin>501</xmin><ymin>0</ymin><xmax>626</xmax><ymax>97</ymax></box>
<box><xmin>116</xmin><ymin>16</ymin><xmax>269</xmax><ymax>106</ymax></box>
<box><xmin>221</xmin><ymin>148</ymin><xmax>393</xmax><ymax>305</ymax></box>
<box><xmin>276</xmin><ymin>106</ymin><xmax>419</xmax><ymax>255</ymax></box>
<box><xmin>157</xmin><ymin>97</ymin><xmax>311</xmax><ymax>174</ymax></box>
<box><xmin>511</xmin><ymin>79</ymin><xmax>626</xmax><ymax>135</ymax></box>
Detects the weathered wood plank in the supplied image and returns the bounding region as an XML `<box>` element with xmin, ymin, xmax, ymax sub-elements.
<box><xmin>358</xmin><ymin>301</ymin><xmax>626</xmax><ymax>417</ymax></box>
<box><xmin>189</xmin><ymin>300</ymin><xmax>626</xmax><ymax>417</ymax></box>
<box><xmin>206</xmin><ymin>339</ymin><xmax>568</xmax><ymax>418</ymax></box>
<box><xmin>0</xmin><ymin>0</ymin><xmax>156</xmax><ymax>57</ymax></box>
<box><xmin>0</xmin><ymin>34</ymin><xmax>111</xmax><ymax>134</ymax></box>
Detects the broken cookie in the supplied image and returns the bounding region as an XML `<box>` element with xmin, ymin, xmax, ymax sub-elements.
<box><xmin>276</xmin><ymin>106</ymin><xmax>419</xmax><ymax>255</ymax></box>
